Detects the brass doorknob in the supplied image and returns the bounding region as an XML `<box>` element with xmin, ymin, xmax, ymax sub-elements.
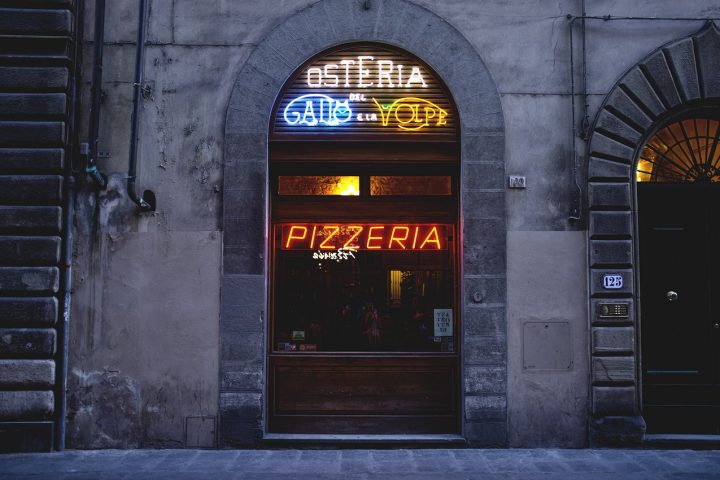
<box><xmin>666</xmin><ymin>291</ymin><xmax>678</xmax><ymax>302</ymax></box>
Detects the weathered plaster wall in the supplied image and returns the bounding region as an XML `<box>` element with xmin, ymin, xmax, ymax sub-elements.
<box><xmin>68</xmin><ymin>0</ymin><xmax>720</xmax><ymax>448</ymax></box>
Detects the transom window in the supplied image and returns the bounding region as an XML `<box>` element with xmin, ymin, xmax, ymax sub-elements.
<box><xmin>637</xmin><ymin>117</ymin><xmax>720</xmax><ymax>183</ymax></box>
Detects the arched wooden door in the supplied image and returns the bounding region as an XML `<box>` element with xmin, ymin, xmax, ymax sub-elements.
<box><xmin>267</xmin><ymin>43</ymin><xmax>460</xmax><ymax>434</ymax></box>
<box><xmin>637</xmin><ymin>113</ymin><xmax>720</xmax><ymax>433</ymax></box>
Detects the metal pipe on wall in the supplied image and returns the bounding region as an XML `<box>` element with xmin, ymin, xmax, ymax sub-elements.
<box><xmin>85</xmin><ymin>0</ymin><xmax>108</xmax><ymax>189</ymax></box>
<box><xmin>128</xmin><ymin>0</ymin><xmax>156</xmax><ymax>211</ymax></box>
<box><xmin>55</xmin><ymin>0</ymin><xmax>85</xmax><ymax>450</ymax></box>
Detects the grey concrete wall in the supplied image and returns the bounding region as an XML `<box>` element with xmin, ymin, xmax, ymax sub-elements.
<box><xmin>67</xmin><ymin>0</ymin><xmax>720</xmax><ymax>448</ymax></box>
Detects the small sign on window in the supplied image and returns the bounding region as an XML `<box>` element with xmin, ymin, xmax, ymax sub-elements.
<box><xmin>434</xmin><ymin>309</ymin><xmax>453</xmax><ymax>336</ymax></box>
<box><xmin>602</xmin><ymin>274</ymin><xmax>624</xmax><ymax>289</ymax></box>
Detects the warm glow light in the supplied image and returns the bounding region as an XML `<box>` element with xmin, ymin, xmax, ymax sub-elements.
<box><xmin>281</xmin><ymin>224</ymin><xmax>449</xmax><ymax>250</ymax></box>
<box><xmin>334</xmin><ymin>177</ymin><xmax>360</xmax><ymax>197</ymax></box>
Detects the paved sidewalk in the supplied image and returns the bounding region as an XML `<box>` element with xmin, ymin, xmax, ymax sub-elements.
<box><xmin>1</xmin><ymin>448</ymin><xmax>720</xmax><ymax>479</ymax></box>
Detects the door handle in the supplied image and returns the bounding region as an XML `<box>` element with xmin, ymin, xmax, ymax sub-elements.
<box><xmin>666</xmin><ymin>290</ymin><xmax>678</xmax><ymax>302</ymax></box>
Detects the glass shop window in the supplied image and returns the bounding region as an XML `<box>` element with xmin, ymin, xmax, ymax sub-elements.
<box><xmin>272</xmin><ymin>224</ymin><xmax>455</xmax><ymax>353</ymax></box>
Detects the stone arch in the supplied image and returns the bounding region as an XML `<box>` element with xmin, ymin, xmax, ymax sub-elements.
<box><xmin>586</xmin><ymin>21</ymin><xmax>720</xmax><ymax>445</ymax></box>
<box><xmin>220</xmin><ymin>0</ymin><xmax>505</xmax><ymax>446</ymax></box>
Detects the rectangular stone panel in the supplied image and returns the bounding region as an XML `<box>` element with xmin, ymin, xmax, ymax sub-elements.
<box><xmin>0</xmin><ymin>176</ymin><xmax>63</xmax><ymax>204</ymax></box>
<box><xmin>0</xmin><ymin>67</ymin><xmax>68</xmax><ymax>91</ymax></box>
<box><xmin>696</xmin><ymin>26</ymin><xmax>720</xmax><ymax>98</ymax></box>
<box><xmin>0</xmin><ymin>8</ymin><xmax>72</xmax><ymax>36</ymax></box>
<box><xmin>588</xmin><ymin>183</ymin><xmax>630</xmax><ymax>209</ymax></box>
<box><xmin>0</xmin><ymin>236</ymin><xmax>61</xmax><ymax>265</ymax></box>
<box><xmin>592</xmin><ymin>356</ymin><xmax>636</xmax><ymax>384</ymax></box>
<box><xmin>594</xmin><ymin>110</ymin><xmax>642</xmax><ymax>146</ymax></box>
<box><xmin>0</xmin><ymin>122</ymin><xmax>65</xmax><ymax>147</ymax></box>
<box><xmin>641</xmin><ymin>51</ymin><xmax>681</xmax><ymax>109</ymax></box>
<box><xmin>464</xmin><ymin>335</ymin><xmax>506</xmax><ymax>365</ymax></box>
<box><xmin>0</xmin><ymin>267</ymin><xmax>59</xmax><ymax>293</ymax></box>
<box><xmin>465</xmin><ymin>395</ymin><xmax>506</xmax><ymax>421</ymax></box>
<box><xmin>588</xmin><ymin>133</ymin><xmax>635</xmax><ymax>163</ymax></box>
<box><xmin>0</xmin><ymin>391</ymin><xmax>54</xmax><ymax>420</ymax></box>
<box><xmin>592</xmin><ymin>386</ymin><xmax>636</xmax><ymax>415</ymax></box>
<box><xmin>664</xmin><ymin>39</ymin><xmax>700</xmax><ymax>102</ymax></box>
<box><xmin>620</xmin><ymin>68</ymin><xmax>666</xmax><ymax>118</ymax></box>
<box><xmin>464</xmin><ymin>366</ymin><xmax>506</xmax><ymax>395</ymax></box>
<box><xmin>463</xmin><ymin>421</ymin><xmax>507</xmax><ymax>447</ymax></box>
<box><xmin>590</xmin><ymin>268</ymin><xmax>633</xmax><ymax>296</ymax></box>
<box><xmin>218</xmin><ymin>392</ymin><xmax>262</xmax><ymax>447</ymax></box>
<box><xmin>590</xmin><ymin>239</ymin><xmax>632</xmax><ymax>267</ymax></box>
<box><xmin>589</xmin><ymin>211</ymin><xmax>632</xmax><ymax>238</ymax></box>
<box><xmin>587</xmin><ymin>157</ymin><xmax>631</xmax><ymax>181</ymax></box>
<box><xmin>0</xmin><ymin>297</ymin><xmax>57</xmax><ymax>326</ymax></box>
<box><xmin>0</xmin><ymin>206</ymin><xmax>62</xmax><ymax>234</ymax></box>
<box><xmin>464</xmin><ymin>306</ymin><xmax>506</xmax><ymax>337</ymax></box>
<box><xmin>592</xmin><ymin>327</ymin><xmax>635</xmax><ymax>355</ymax></box>
<box><xmin>0</xmin><ymin>421</ymin><xmax>53</xmax><ymax>453</ymax></box>
<box><xmin>0</xmin><ymin>149</ymin><xmax>64</xmax><ymax>173</ymax></box>
<box><xmin>0</xmin><ymin>94</ymin><xmax>66</xmax><ymax>118</ymax></box>
<box><xmin>605</xmin><ymin>89</ymin><xmax>652</xmax><ymax>131</ymax></box>
<box><xmin>0</xmin><ymin>328</ymin><xmax>56</xmax><ymax>358</ymax></box>
<box><xmin>0</xmin><ymin>360</ymin><xmax>54</xmax><ymax>388</ymax></box>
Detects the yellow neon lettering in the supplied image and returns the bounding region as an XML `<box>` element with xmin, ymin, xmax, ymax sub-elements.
<box><xmin>319</xmin><ymin>226</ymin><xmax>341</xmax><ymax>249</ymax></box>
<box><xmin>366</xmin><ymin>226</ymin><xmax>384</xmax><ymax>249</ymax></box>
<box><xmin>372</xmin><ymin>98</ymin><xmax>393</xmax><ymax>126</ymax></box>
<box><xmin>419</xmin><ymin>226</ymin><xmax>442</xmax><ymax>250</ymax></box>
<box><xmin>343</xmin><ymin>225</ymin><xmax>363</xmax><ymax>249</ymax></box>
<box><xmin>423</xmin><ymin>106</ymin><xmax>436</xmax><ymax>126</ymax></box>
<box><xmin>371</xmin><ymin>97</ymin><xmax>448</xmax><ymax>131</ymax></box>
<box><xmin>388</xmin><ymin>226</ymin><xmax>410</xmax><ymax>249</ymax></box>
<box><xmin>285</xmin><ymin>226</ymin><xmax>307</xmax><ymax>248</ymax></box>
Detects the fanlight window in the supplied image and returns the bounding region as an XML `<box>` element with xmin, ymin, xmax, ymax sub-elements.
<box><xmin>636</xmin><ymin>118</ymin><xmax>720</xmax><ymax>183</ymax></box>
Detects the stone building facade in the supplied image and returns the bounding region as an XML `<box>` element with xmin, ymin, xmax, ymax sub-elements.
<box><xmin>1</xmin><ymin>0</ymin><xmax>719</xmax><ymax>450</ymax></box>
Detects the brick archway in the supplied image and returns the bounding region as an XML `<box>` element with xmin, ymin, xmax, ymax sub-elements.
<box><xmin>586</xmin><ymin>21</ymin><xmax>720</xmax><ymax>445</ymax></box>
<box><xmin>220</xmin><ymin>0</ymin><xmax>505</xmax><ymax>446</ymax></box>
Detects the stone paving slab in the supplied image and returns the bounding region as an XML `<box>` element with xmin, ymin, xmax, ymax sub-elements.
<box><xmin>0</xmin><ymin>449</ymin><xmax>719</xmax><ymax>479</ymax></box>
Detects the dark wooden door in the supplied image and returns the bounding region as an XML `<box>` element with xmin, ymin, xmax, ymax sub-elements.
<box><xmin>639</xmin><ymin>184</ymin><xmax>720</xmax><ymax>433</ymax></box>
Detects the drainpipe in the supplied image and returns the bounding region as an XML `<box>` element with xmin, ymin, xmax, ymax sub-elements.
<box><xmin>56</xmin><ymin>0</ymin><xmax>84</xmax><ymax>450</ymax></box>
<box><xmin>128</xmin><ymin>0</ymin><xmax>156</xmax><ymax>211</ymax></box>
<box><xmin>84</xmin><ymin>0</ymin><xmax>108</xmax><ymax>189</ymax></box>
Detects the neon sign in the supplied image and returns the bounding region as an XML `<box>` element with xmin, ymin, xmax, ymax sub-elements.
<box><xmin>373</xmin><ymin>97</ymin><xmax>447</xmax><ymax>131</ymax></box>
<box><xmin>276</xmin><ymin>46</ymin><xmax>454</xmax><ymax>135</ymax></box>
<box><xmin>305</xmin><ymin>56</ymin><xmax>427</xmax><ymax>89</ymax></box>
<box><xmin>284</xmin><ymin>94</ymin><xmax>352</xmax><ymax>127</ymax></box>
<box><xmin>281</xmin><ymin>224</ymin><xmax>448</xmax><ymax>251</ymax></box>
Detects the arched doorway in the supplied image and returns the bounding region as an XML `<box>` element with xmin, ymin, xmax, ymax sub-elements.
<box><xmin>636</xmin><ymin>111</ymin><xmax>720</xmax><ymax>434</ymax></box>
<box><xmin>267</xmin><ymin>43</ymin><xmax>460</xmax><ymax>434</ymax></box>
<box><xmin>586</xmin><ymin>22</ymin><xmax>720</xmax><ymax>443</ymax></box>
<box><xmin>220</xmin><ymin>0</ymin><xmax>505</xmax><ymax>446</ymax></box>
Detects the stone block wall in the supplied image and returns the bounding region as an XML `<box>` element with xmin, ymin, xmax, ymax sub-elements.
<box><xmin>0</xmin><ymin>0</ymin><xmax>76</xmax><ymax>452</ymax></box>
